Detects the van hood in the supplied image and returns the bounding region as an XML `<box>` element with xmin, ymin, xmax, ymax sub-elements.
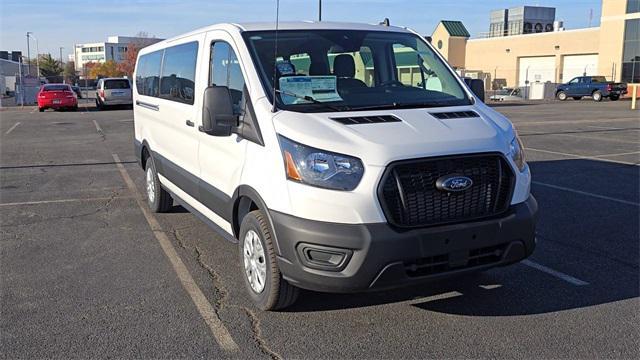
<box><xmin>272</xmin><ymin>106</ymin><xmax>515</xmax><ymax>167</ymax></box>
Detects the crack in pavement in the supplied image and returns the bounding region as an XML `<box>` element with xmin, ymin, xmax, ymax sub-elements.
<box><xmin>168</xmin><ymin>227</ymin><xmax>283</xmax><ymax>359</ymax></box>
<box><xmin>194</xmin><ymin>246</ymin><xmax>231</xmax><ymax>311</ymax></box>
<box><xmin>238</xmin><ymin>306</ymin><xmax>283</xmax><ymax>360</ymax></box>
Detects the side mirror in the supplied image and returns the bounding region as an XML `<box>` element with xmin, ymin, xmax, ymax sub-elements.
<box><xmin>200</xmin><ymin>86</ymin><xmax>238</xmax><ymax>137</ymax></box>
<box><xmin>468</xmin><ymin>79</ymin><xmax>485</xmax><ymax>102</ymax></box>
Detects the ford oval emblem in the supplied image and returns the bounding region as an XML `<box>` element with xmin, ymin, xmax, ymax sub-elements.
<box><xmin>436</xmin><ymin>175</ymin><xmax>473</xmax><ymax>192</ymax></box>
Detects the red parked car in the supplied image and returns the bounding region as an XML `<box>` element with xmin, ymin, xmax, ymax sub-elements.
<box><xmin>37</xmin><ymin>84</ymin><xmax>78</xmax><ymax>112</ymax></box>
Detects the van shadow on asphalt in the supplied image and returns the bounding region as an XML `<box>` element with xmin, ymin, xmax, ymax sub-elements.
<box><xmin>284</xmin><ymin>159</ymin><xmax>639</xmax><ymax>314</ymax></box>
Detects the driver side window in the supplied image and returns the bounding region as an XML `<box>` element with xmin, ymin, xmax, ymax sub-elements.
<box><xmin>210</xmin><ymin>42</ymin><xmax>246</xmax><ymax>115</ymax></box>
<box><xmin>392</xmin><ymin>44</ymin><xmax>442</xmax><ymax>91</ymax></box>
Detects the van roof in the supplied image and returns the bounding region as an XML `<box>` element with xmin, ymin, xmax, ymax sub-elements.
<box><xmin>142</xmin><ymin>21</ymin><xmax>413</xmax><ymax>52</ymax></box>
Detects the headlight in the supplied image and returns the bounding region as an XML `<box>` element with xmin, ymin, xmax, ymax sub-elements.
<box><xmin>509</xmin><ymin>135</ymin><xmax>526</xmax><ymax>171</ymax></box>
<box><xmin>278</xmin><ymin>135</ymin><xmax>364</xmax><ymax>191</ymax></box>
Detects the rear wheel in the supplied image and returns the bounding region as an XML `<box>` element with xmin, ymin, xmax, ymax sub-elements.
<box><xmin>557</xmin><ymin>91</ymin><xmax>567</xmax><ymax>101</ymax></box>
<box><xmin>240</xmin><ymin>210</ymin><xmax>299</xmax><ymax>311</ymax></box>
<box><xmin>145</xmin><ymin>158</ymin><xmax>173</xmax><ymax>213</ymax></box>
<box><xmin>592</xmin><ymin>90</ymin><xmax>603</xmax><ymax>102</ymax></box>
<box><xmin>572</xmin><ymin>96</ymin><xmax>582</xmax><ymax>100</ymax></box>
<box><xmin>96</xmin><ymin>98</ymin><xmax>103</xmax><ymax>110</ymax></box>
<box><xmin>38</xmin><ymin>107</ymin><xmax>44</xmax><ymax>112</ymax></box>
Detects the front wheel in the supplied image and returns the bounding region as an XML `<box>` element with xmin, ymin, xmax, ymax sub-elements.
<box><xmin>592</xmin><ymin>90</ymin><xmax>603</xmax><ymax>102</ymax></box>
<box><xmin>557</xmin><ymin>91</ymin><xmax>567</xmax><ymax>101</ymax></box>
<box><xmin>239</xmin><ymin>210</ymin><xmax>299</xmax><ymax>311</ymax></box>
<box><xmin>38</xmin><ymin>107</ymin><xmax>44</xmax><ymax>112</ymax></box>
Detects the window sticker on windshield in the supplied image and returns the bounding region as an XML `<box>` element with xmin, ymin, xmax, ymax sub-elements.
<box><xmin>279</xmin><ymin>76</ymin><xmax>342</xmax><ymax>104</ymax></box>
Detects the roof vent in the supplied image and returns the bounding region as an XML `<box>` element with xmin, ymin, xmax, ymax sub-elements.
<box><xmin>331</xmin><ymin>115</ymin><xmax>401</xmax><ymax>125</ymax></box>
<box><xmin>430</xmin><ymin>111</ymin><xmax>480</xmax><ymax>119</ymax></box>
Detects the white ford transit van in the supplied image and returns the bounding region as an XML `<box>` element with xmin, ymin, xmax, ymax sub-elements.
<box><xmin>133</xmin><ymin>22</ymin><xmax>537</xmax><ymax>310</ymax></box>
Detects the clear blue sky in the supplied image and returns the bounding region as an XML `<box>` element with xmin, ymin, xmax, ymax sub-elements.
<box><xmin>0</xmin><ymin>0</ymin><xmax>602</xmax><ymax>60</ymax></box>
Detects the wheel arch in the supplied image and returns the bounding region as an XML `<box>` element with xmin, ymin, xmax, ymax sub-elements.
<box><xmin>231</xmin><ymin>185</ymin><xmax>282</xmax><ymax>255</ymax></box>
<box><xmin>139</xmin><ymin>139</ymin><xmax>151</xmax><ymax>170</ymax></box>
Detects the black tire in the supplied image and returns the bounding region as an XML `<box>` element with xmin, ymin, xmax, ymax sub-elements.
<box><xmin>72</xmin><ymin>105</ymin><xmax>78</xmax><ymax>111</ymax></box>
<box><xmin>144</xmin><ymin>157</ymin><xmax>173</xmax><ymax>213</ymax></box>
<box><xmin>610</xmin><ymin>94</ymin><xmax>620</xmax><ymax>101</ymax></box>
<box><xmin>557</xmin><ymin>91</ymin><xmax>567</xmax><ymax>101</ymax></box>
<box><xmin>96</xmin><ymin>98</ymin><xmax>103</xmax><ymax>110</ymax></box>
<box><xmin>572</xmin><ymin>96</ymin><xmax>582</xmax><ymax>100</ymax></box>
<box><xmin>38</xmin><ymin>108</ymin><xmax>44</xmax><ymax>112</ymax></box>
<box><xmin>239</xmin><ymin>210</ymin><xmax>299</xmax><ymax>311</ymax></box>
<box><xmin>592</xmin><ymin>90</ymin><xmax>603</xmax><ymax>102</ymax></box>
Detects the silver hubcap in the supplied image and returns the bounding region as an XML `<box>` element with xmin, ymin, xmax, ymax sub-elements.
<box><xmin>146</xmin><ymin>167</ymin><xmax>155</xmax><ymax>203</ymax></box>
<box><xmin>243</xmin><ymin>230</ymin><xmax>267</xmax><ymax>293</ymax></box>
<box><xmin>559</xmin><ymin>93</ymin><xmax>566</xmax><ymax>100</ymax></box>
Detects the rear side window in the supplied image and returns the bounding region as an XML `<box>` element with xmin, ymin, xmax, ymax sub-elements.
<box><xmin>160</xmin><ymin>42</ymin><xmax>198</xmax><ymax>104</ymax></box>
<box><xmin>104</xmin><ymin>79</ymin><xmax>131</xmax><ymax>89</ymax></box>
<box><xmin>136</xmin><ymin>50</ymin><xmax>162</xmax><ymax>97</ymax></box>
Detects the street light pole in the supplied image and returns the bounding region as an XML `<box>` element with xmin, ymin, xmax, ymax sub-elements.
<box><xmin>318</xmin><ymin>0</ymin><xmax>322</xmax><ymax>21</ymax></box>
<box><xmin>26</xmin><ymin>32</ymin><xmax>40</xmax><ymax>79</ymax></box>
<box><xmin>26</xmin><ymin>32</ymin><xmax>31</xmax><ymax>76</ymax></box>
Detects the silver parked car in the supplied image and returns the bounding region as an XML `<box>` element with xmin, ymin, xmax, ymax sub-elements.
<box><xmin>95</xmin><ymin>78</ymin><xmax>133</xmax><ymax>110</ymax></box>
<box><xmin>490</xmin><ymin>88</ymin><xmax>523</xmax><ymax>102</ymax></box>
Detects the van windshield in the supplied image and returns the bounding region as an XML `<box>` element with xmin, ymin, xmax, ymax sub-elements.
<box><xmin>243</xmin><ymin>30</ymin><xmax>471</xmax><ymax>112</ymax></box>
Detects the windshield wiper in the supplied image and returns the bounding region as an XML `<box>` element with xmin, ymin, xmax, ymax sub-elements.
<box><xmin>345</xmin><ymin>102</ymin><xmax>443</xmax><ymax>111</ymax></box>
<box><xmin>275</xmin><ymin>89</ymin><xmax>345</xmax><ymax>112</ymax></box>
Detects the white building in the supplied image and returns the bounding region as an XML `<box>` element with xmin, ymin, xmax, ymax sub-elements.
<box><xmin>74</xmin><ymin>35</ymin><xmax>162</xmax><ymax>72</ymax></box>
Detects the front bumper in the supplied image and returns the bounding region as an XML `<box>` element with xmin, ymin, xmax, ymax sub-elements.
<box><xmin>271</xmin><ymin>196</ymin><xmax>538</xmax><ymax>293</ymax></box>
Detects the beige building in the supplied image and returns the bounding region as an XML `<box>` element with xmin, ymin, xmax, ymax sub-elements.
<box><xmin>431</xmin><ymin>0</ymin><xmax>640</xmax><ymax>89</ymax></box>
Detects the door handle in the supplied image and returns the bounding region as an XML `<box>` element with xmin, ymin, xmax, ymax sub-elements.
<box><xmin>135</xmin><ymin>100</ymin><xmax>159</xmax><ymax>111</ymax></box>
<box><xmin>185</xmin><ymin>120</ymin><xmax>194</xmax><ymax>127</ymax></box>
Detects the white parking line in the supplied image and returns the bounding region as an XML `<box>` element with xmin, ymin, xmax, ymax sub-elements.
<box><xmin>521</xmin><ymin>260</ymin><xmax>589</xmax><ymax>286</ymax></box>
<box><xmin>516</xmin><ymin>118</ymin><xmax>640</xmax><ymax>126</ymax></box>
<box><xmin>111</xmin><ymin>153</ymin><xmax>239</xmax><ymax>353</ymax></box>
<box><xmin>0</xmin><ymin>196</ymin><xmax>132</xmax><ymax>207</ymax></box>
<box><xmin>5</xmin><ymin>122</ymin><xmax>20</xmax><ymax>135</ymax></box>
<box><xmin>587</xmin><ymin>125</ymin><xmax>623</xmax><ymax>130</ymax></box>
<box><xmin>551</xmin><ymin>132</ymin><xmax>639</xmax><ymax>145</ymax></box>
<box><xmin>526</xmin><ymin>147</ymin><xmax>638</xmax><ymax>166</ymax></box>
<box><xmin>594</xmin><ymin>151</ymin><xmax>640</xmax><ymax>158</ymax></box>
<box><xmin>532</xmin><ymin>181</ymin><xmax>640</xmax><ymax>207</ymax></box>
<box><xmin>92</xmin><ymin>119</ymin><xmax>103</xmax><ymax>133</ymax></box>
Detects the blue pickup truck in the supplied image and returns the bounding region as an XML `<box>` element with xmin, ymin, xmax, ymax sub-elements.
<box><xmin>556</xmin><ymin>76</ymin><xmax>627</xmax><ymax>102</ymax></box>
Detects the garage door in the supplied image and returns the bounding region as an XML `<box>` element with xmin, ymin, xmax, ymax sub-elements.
<box><xmin>562</xmin><ymin>54</ymin><xmax>599</xmax><ymax>83</ymax></box>
<box><xmin>518</xmin><ymin>56</ymin><xmax>556</xmax><ymax>87</ymax></box>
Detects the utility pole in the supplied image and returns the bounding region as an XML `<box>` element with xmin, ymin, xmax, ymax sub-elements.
<box><xmin>26</xmin><ymin>32</ymin><xmax>31</xmax><ymax>76</ymax></box>
<box><xmin>318</xmin><ymin>0</ymin><xmax>322</xmax><ymax>21</ymax></box>
<box><xmin>59</xmin><ymin>47</ymin><xmax>65</xmax><ymax>83</ymax></box>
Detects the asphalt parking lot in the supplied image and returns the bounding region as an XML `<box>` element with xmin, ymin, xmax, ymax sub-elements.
<box><xmin>1</xmin><ymin>99</ymin><xmax>639</xmax><ymax>359</ymax></box>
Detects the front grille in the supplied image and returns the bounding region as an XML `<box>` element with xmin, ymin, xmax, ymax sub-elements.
<box><xmin>405</xmin><ymin>243</ymin><xmax>507</xmax><ymax>277</ymax></box>
<box><xmin>378</xmin><ymin>153</ymin><xmax>514</xmax><ymax>228</ymax></box>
